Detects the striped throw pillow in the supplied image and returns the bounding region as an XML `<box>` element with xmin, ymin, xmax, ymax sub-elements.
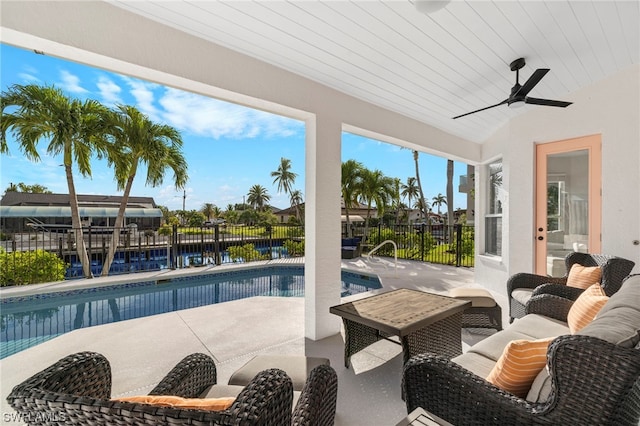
<box><xmin>567</xmin><ymin>283</ymin><xmax>609</xmax><ymax>333</ymax></box>
<box><xmin>486</xmin><ymin>337</ymin><xmax>554</xmax><ymax>398</ymax></box>
<box><xmin>113</xmin><ymin>395</ymin><xmax>235</xmax><ymax>411</ymax></box>
<box><xmin>566</xmin><ymin>264</ymin><xmax>602</xmax><ymax>289</ymax></box>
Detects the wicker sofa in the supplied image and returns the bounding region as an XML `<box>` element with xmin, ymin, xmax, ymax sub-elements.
<box><xmin>507</xmin><ymin>252</ymin><xmax>635</xmax><ymax>322</ymax></box>
<box><xmin>7</xmin><ymin>352</ymin><xmax>338</xmax><ymax>425</ymax></box>
<box><xmin>403</xmin><ymin>274</ymin><xmax>640</xmax><ymax>425</ymax></box>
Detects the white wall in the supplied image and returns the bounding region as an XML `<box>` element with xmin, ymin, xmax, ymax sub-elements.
<box><xmin>476</xmin><ymin>64</ymin><xmax>640</xmax><ymax>296</ymax></box>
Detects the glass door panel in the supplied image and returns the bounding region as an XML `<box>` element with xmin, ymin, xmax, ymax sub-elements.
<box><xmin>535</xmin><ymin>135</ymin><xmax>601</xmax><ymax>276</ymax></box>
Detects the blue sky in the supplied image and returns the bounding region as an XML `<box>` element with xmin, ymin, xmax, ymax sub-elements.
<box><xmin>1</xmin><ymin>43</ymin><xmax>467</xmax><ymax>212</ymax></box>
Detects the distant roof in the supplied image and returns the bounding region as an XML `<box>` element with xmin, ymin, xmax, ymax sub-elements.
<box><xmin>0</xmin><ymin>192</ymin><xmax>157</xmax><ymax>209</ymax></box>
<box><xmin>0</xmin><ymin>206</ymin><xmax>162</xmax><ymax>218</ymax></box>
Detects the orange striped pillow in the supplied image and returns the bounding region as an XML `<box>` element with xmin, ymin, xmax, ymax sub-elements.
<box><xmin>486</xmin><ymin>337</ymin><xmax>554</xmax><ymax>398</ymax></box>
<box><xmin>567</xmin><ymin>283</ymin><xmax>608</xmax><ymax>334</ymax></box>
<box><xmin>566</xmin><ymin>264</ymin><xmax>602</xmax><ymax>289</ymax></box>
<box><xmin>113</xmin><ymin>395</ymin><xmax>235</xmax><ymax>411</ymax></box>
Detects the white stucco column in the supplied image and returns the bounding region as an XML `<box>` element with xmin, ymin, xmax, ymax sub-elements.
<box><xmin>304</xmin><ymin>114</ymin><xmax>342</xmax><ymax>340</ymax></box>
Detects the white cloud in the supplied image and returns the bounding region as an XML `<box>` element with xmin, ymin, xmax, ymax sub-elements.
<box><xmin>18</xmin><ymin>72</ymin><xmax>40</xmax><ymax>83</ymax></box>
<box><xmin>157</xmin><ymin>88</ymin><xmax>303</xmax><ymax>139</ymax></box>
<box><xmin>96</xmin><ymin>76</ymin><xmax>123</xmax><ymax>106</ymax></box>
<box><xmin>120</xmin><ymin>76</ymin><xmax>161</xmax><ymax>121</ymax></box>
<box><xmin>58</xmin><ymin>70</ymin><xmax>88</xmax><ymax>94</ymax></box>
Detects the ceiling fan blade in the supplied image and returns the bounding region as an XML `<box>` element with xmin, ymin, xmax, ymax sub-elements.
<box><xmin>515</xmin><ymin>68</ymin><xmax>549</xmax><ymax>97</ymax></box>
<box><xmin>525</xmin><ymin>97</ymin><xmax>572</xmax><ymax>107</ymax></box>
<box><xmin>452</xmin><ymin>99</ymin><xmax>508</xmax><ymax>119</ymax></box>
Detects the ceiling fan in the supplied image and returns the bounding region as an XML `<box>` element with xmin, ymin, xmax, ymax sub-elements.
<box><xmin>453</xmin><ymin>58</ymin><xmax>572</xmax><ymax>119</ymax></box>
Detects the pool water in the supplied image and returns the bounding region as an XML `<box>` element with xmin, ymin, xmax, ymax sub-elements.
<box><xmin>0</xmin><ymin>266</ymin><xmax>381</xmax><ymax>359</ymax></box>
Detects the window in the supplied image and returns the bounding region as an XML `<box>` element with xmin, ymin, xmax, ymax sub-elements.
<box><xmin>485</xmin><ymin>160</ymin><xmax>503</xmax><ymax>256</ymax></box>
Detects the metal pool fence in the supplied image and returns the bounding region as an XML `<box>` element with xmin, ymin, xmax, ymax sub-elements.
<box><xmin>0</xmin><ymin>222</ymin><xmax>473</xmax><ymax>284</ymax></box>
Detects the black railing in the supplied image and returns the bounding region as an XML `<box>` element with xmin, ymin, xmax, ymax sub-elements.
<box><xmin>0</xmin><ymin>221</ymin><xmax>473</xmax><ymax>285</ymax></box>
<box><xmin>0</xmin><ymin>224</ymin><xmax>306</xmax><ymax>283</ymax></box>
<box><xmin>343</xmin><ymin>222</ymin><xmax>475</xmax><ymax>267</ymax></box>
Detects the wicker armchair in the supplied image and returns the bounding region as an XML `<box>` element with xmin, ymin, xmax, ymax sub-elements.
<box><xmin>7</xmin><ymin>352</ymin><xmax>338</xmax><ymax>426</ymax></box>
<box><xmin>402</xmin><ymin>335</ymin><xmax>640</xmax><ymax>425</ymax></box>
<box><xmin>507</xmin><ymin>252</ymin><xmax>635</xmax><ymax>322</ymax></box>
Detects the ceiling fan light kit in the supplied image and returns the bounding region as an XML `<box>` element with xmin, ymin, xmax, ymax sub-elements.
<box><xmin>414</xmin><ymin>0</ymin><xmax>451</xmax><ymax>14</ymax></box>
<box><xmin>453</xmin><ymin>58</ymin><xmax>572</xmax><ymax>119</ymax></box>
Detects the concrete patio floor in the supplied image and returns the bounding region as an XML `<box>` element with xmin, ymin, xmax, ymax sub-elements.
<box><xmin>0</xmin><ymin>257</ymin><xmax>507</xmax><ymax>425</ymax></box>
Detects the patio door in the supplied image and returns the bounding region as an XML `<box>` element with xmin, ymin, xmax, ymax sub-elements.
<box><xmin>535</xmin><ymin>134</ymin><xmax>602</xmax><ymax>276</ymax></box>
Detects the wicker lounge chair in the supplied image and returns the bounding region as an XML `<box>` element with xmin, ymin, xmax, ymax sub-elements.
<box><xmin>507</xmin><ymin>252</ymin><xmax>635</xmax><ymax>322</ymax></box>
<box><xmin>7</xmin><ymin>352</ymin><xmax>338</xmax><ymax>426</ymax></box>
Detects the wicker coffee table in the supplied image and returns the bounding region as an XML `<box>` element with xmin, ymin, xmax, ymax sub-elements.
<box><xmin>330</xmin><ymin>289</ymin><xmax>471</xmax><ymax>367</ymax></box>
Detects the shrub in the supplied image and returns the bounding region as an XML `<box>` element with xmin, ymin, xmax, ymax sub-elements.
<box><xmin>0</xmin><ymin>248</ymin><xmax>67</xmax><ymax>286</ymax></box>
<box><xmin>158</xmin><ymin>225</ymin><xmax>173</xmax><ymax>236</ymax></box>
<box><xmin>227</xmin><ymin>244</ymin><xmax>268</xmax><ymax>263</ymax></box>
<box><xmin>283</xmin><ymin>239</ymin><xmax>304</xmax><ymax>257</ymax></box>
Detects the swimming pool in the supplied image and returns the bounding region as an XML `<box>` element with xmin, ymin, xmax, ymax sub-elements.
<box><xmin>0</xmin><ymin>266</ymin><xmax>381</xmax><ymax>359</ymax></box>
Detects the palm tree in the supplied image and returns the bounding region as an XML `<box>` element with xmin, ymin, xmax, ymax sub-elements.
<box><xmin>100</xmin><ymin>105</ymin><xmax>187</xmax><ymax>276</ymax></box>
<box><xmin>432</xmin><ymin>193</ymin><xmax>447</xmax><ymax>215</ymax></box>
<box><xmin>202</xmin><ymin>203</ymin><xmax>216</xmax><ymax>221</ymax></box>
<box><xmin>212</xmin><ymin>205</ymin><xmax>223</xmax><ymax>220</ymax></box>
<box><xmin>341</xmin><ymin>160</ymin><xmax>364</xmax><ymax>237</ymax></box>
<box><xmin>247</xmin><ymin>184</ymin><xmax>271</xmax><ymax>211</ymax></box>
<box><xmin>401</xmin><ymin>177</ymin><xmax>419</xmax><ymax>223</ymax></box>
<box><xmin>412</xmin><ymin>150</ymin><xmax>429</xmax><ymax>223</ymax></box>
<box><xmin>1</xmin><ymin>84</ymin><xmax>110</xmax><ymax>278</ymax></box>
<box><xmin>289</xmin><ymin>189</ymin><xmax>304</xmax><ymax>224</ymax></box>
<box><xmin>271</xmin><ymin>157</ymin><xmax>297</xmax><ymax>196</ymax></box>
<box><xmin>3</xmin><ymin>182</ymin><xmax>18</xmax><ymax>193</ymax></box>
<box><xmin>358</xmin><ymin>168</ymin><xmax>394</xmax><ymax>237</ymax></box>
<box><xmin>271</xmin><ymin>157</ymin><xmax>301</xmax><ymax>222</ymax></box>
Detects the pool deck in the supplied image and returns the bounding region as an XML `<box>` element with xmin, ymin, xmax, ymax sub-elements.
<box><xmin>0</xmin><ymin>257</ymin><xmax>507</xmax><ymax>425</ymax></box>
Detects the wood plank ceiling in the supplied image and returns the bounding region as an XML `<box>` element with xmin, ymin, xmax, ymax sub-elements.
<box><xmin>109</xmin><ymin>0</ymin><xmax>639</xmax><ymax>143</ymax></box>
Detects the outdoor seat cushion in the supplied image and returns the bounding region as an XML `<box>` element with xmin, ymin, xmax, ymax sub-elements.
<box><xmin>507</xmin><ymin>314</ymin><xmax>570</xmax><ymax>339</ymax></box>
<box><xmin>466</xmin><ymin>329</ymin><xmax>539</xmax><ymax>362</ymax></box>
<box><xmin>341</xmin><ymin>238</ymin><xmax>361</xmax><ymax>247</ymax></box>
<box><xmin>511</xmin><ymin>288</ymin><xmax>534</xmax><ymax>306</ymax></box>
<box><xmin>229</xmin><ymin>355</ymin><xmax>330</xmax><ymax>391</ymax></box>
<box><xmin>527</xmin><ymin>367</ymin><xmax>553</xmax><ymax>403</ymax></box>
<box><xmin>452</xmin><ymin>351</ymin><xmax>496</xmax><ymax>378</ymax></box>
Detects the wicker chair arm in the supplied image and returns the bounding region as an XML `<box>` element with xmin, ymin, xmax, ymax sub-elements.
<box><xmin>532</xmin><ymin>283</ymin><xmax>584</xmax><ymax>301</ymax></box>
<box><xmin>227</xmin><ymin>368</ymin><xmax>293</xmax><ymax>425</ymax></box>
<box><xmin>292</xmin><ymin>364</ymin><xmax>338</xmax><ymax>426</ymax></box>
<box><xmin>402</xmin><ymin>354</ymin><xmax>540</xmax><ymax>425</ymax></box>
<box><xmin>149</xmin><ymin>353</ymin><xmax>217</xmax><ymax>398</ymax></box>
<box><xmin>507</xmin><ymin>273</ymin><xmax>566</xmax><ymax>294</ymax></box>
<box><xmin>544</xmin><ymin>335</ymin><xmax>640</xmax><ymax>425</ymax></box>
<box><xmin>525</xmin><ymin>294</ymin><xmax>574</xmax><ymax>321</ymax></box>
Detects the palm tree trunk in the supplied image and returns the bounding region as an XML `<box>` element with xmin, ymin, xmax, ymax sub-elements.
<box><xmin>65</xmin><ymin>159</ymin><xmax>92</xmax><ymax>279</ymax></box>
<box><xmin>413</xmin><ymin>151</ymin><xmax>428</xmax><ymax>222</ymax></box>
<box><xmin>446</xmin><ymin>159</ymin><xmax>455</xmax><ymax>242</ymax></box>
<box><xmin>101</xmin><ymin>172</ymin><xmax>135</xmax><ymax>276</ymax></box>
<box><xmin>344</xmin><ymin>205</ymin><xmax>351</xmax><ymax>237</ymax></box>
